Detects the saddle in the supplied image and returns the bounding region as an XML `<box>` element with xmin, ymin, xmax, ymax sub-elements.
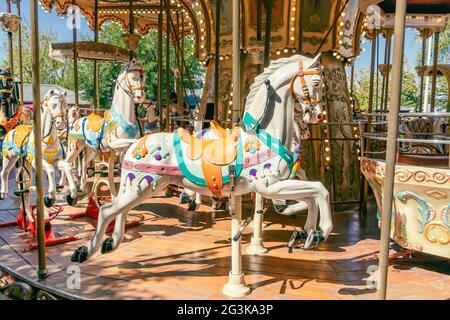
<box><xmin>85</xmin><ymin>114</ymin><xmax>105</xmax><ymax>132</ymax></box>
<box><xmin>177</xmin><ymin>121</ymin><xmax>240</xmax><ymax>198</ymax></box>
<box><xmin>13</xmin><ymin>125</ymin><xmax>32</xmax><ymax>149</ymax></box>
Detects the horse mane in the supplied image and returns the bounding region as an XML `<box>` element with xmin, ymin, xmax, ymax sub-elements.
<box><xmin>245</xmin><ymin>55</ymin><xmax>304</xmax><ymax>110</ymax></box>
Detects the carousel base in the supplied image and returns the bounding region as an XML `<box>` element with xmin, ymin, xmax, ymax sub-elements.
<box><xmin>0</xmin><ymin>190</ymin><xmax>449</xmax><ymax>300</ymax></box>
<box><xmin>246</xmin><ymin>237</ymin><xmax>268</xmax><ymax>255</ymax></box>
<box><xmin>222</xmin><ymin>272</ymin><xmax>251</xmax><ymax>297</ymax></box>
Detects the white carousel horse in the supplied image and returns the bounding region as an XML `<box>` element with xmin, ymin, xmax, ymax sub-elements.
<box><xmin>71</xmin><ymin>54</ymin><xmax>332</xmax><ymax>267</ymax></box>
<box><xmin>0</xmin><ymin>89</ymin><xmax>77</xmax><ymax>222</ymax></box>
<box><xmin>62</xmin><ymin>59</ymin><xmax>146</xmax><ymax>205</ymax></box>
<box><xmin>140</xmin><ymin>100</ymin><xmax>159</xmax><ymax>134</ymax></box>
<box><xmin>57</xmin><ymin>104</ymin><xmax>81</xmax><ymax>188</ymax></box>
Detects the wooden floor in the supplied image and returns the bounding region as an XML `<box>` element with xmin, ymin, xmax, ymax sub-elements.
<box><xmin>0</xmin><ymin>184</ymin><xmax>449</xmax><ymax>300</ymax></box>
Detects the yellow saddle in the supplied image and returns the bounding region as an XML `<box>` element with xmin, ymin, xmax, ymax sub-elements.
<box><xmin>177</xmin><ymin>121</ymin><xmax>240</xmax><ymax>198</ymax></box>
<box><xmin>13</xmin><ymin>125</ymin><xmax>32</xmax><ymax>147</ymax></box>
<box><xmin>178</xmin><ymin>121</ymin><xmax>240</xmax><ymax>165</ymax></box>
<box><xmin>85</xmin><ymin>114</ymin><xmax>105</xmax><ymax>132</ymax></box>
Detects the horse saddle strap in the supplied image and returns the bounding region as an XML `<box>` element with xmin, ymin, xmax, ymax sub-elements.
<box><xmin>201</xmin><ymin>159</ymin><xmax>223</xmax><ymax>198</ymax></box>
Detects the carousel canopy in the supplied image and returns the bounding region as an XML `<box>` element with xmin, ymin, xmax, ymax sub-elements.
<box><xmin>49</xmin><ymin>41</ymin><xmax>130</xmax><ymax>62</ymax></box>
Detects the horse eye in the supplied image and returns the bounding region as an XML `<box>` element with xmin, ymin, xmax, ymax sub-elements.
<box><xmin>51</xmin><ymin>103</ymin><xmax>58</xmax><ymax>108</ymax></box>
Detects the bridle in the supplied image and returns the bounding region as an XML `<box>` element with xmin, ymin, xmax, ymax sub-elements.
<box><xmin>40</xmin><ymin>94</ymin><xmax>67</xmax><ymax>139</ymax></box>
<box><xmin>116</xmin><ymin>61</ymin><xmax>145</xmax><ymax>98</ymax></box>
<box><xmin>289</xmin><ymin>60</ymin><xmax>322</xmax><ymax>105</ymax></box>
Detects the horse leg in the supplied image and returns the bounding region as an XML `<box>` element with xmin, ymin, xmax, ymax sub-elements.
<box><xmin>71</xmin><ymin>174</ymin><xmax>168</xmax><ymax>262</ymax></box>
<box><xmin>0</xmin><ymin>155</ymin><xmax>18</xmax><ymax>200</ymax></box>
<box><xmin>250</xmin><ymin>179</ymin><xmax>333</xmax><ymax>240</ymax></box>
<box><xmin>38</xmin><ymin>159</ymin><xmax>56</xmax><ymax>208</ymax></box>
<box><xmin>101</xmin><ymin>211</ymin><xmax>128</xmax><ymax>255</ymax></box>
<box><xmin>57</xmin><ymin>160</ymin><xmax>78</xmax><ymax>206</ymax></box>
<box><xmin>57</xmin><ymin>171</ymin><xmax>66</xmax><ymax>190</ymax></box>
<box><xmin>79</xmin><ymin>147</ymin><xmax>94</xmax><ymax>193</ymax></box>
<box><xmin>62</xmin><ymin>139</ymin><xmax>85</xmax><ymax>201</ymax></box>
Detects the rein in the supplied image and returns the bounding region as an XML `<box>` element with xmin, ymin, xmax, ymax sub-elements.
<box><xmin>241</xmin><ymin>58</ymin><xmax>323</xmax><ymax>174</ymax></box>
<box><xmin>289</xmin><ymin>60</ymin><xmax>321</xmax><ymax>105</ymax></box>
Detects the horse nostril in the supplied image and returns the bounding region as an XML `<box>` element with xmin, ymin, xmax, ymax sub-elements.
<box><xmin>136</xmin><ymin>96</ymin><xmax>141</xmax><ymax>100</ymax></box>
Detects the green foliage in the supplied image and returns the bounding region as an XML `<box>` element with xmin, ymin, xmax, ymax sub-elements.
<box><xmin>2</xmin><ymin>22</ymin><xmax>203</xmax><ymax>108</ymax></box>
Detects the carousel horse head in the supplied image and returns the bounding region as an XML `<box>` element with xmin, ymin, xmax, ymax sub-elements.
<box><xmin>42</xmin><ymin>89</ymin><xmax>68</xmax><ymax>130</ymax></box>
<box><xmin>290</xmin><ymin>54</ymin><xmax>324</xmax><ymax>124</ymax></box>
<box><xmin>116</xmin><ymin>58</ymin><xmax>146</xmax><ymax>104</ymax></box>
<box><xmin>243</xmin><ymin>53</ymin><xmax>323</xmax><ymax>142</ymax></box>
<box><xmin>67</xmin><ymin>104</ymin><xmax>80</xmax><ymax>124</ymax></box>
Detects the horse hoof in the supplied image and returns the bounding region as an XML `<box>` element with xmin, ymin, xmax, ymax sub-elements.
<box><xmin>44</xmin><ymin>196</ymin><xmax>55</xmax><ymax>208</ymax></box>
<box><xmin>188</xmin><ymin>201</ymin><xmax>197</xmax><ymax>212</ymax></box>
<box><xmin>101</xmin><ymin>237</ymin><xmax>114</xmax><ymax>254</ymax></box>
<box><xmin>71</xmin><ymin>246</ymin><xmax>88</xmax><ymax>263</ymax></box>
<box><xmin>179</xmin><ymin>193</ymin><xmax>190</xmax><ymax>204</ymax></box>
<box><xmin>56</xmin><ymin>185</ymin><xmax>64</xmax><ymax>192</ymax></box>
<box><xmin>66</xmin><ymin>194</ymin><xmax>78</xmax><ymax>206</ymax></box>
<box><xmin>274</xmin><ymin>205</ymin><xmax>288</xmax><ymax>214</ymax></box>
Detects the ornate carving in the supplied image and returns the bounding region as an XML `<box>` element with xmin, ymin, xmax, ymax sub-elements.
<box><xmin>396</xmin><ymin>191</ymin><xmax>436</xmax><ymax>233</ymax></box>
<box><xmin>395</xmin><ymin>169</ymin><xmax>450</xmax><ymax>184</ymax></box>
<box><xmin>426</xmin><ymin>190</ymin><xmax>448</xmax><ymax>200</ymax></box>
<box><xmin>424</xmin><ymin>222</ymin><xmax>450</xmax><ymax>245</ymax></box>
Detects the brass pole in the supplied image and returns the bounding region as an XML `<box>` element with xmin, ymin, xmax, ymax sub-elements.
<box><xmin>94</xmin><ymin>0</ymin><xmax>100</xmax><ymax>111</ymax></box>
<box><xmin>165</xmin><ymin>0</ymin><xmax>171</xmax><ymax>131</ymax></box>
<box><xmin>256</xmin><ymin>0</ymin><xmax>263</xmax><ymax>74</ymax></box>
<box><xmin>232</xmin><ymin>0</ymin><xmax>240</xmax><ymax>122</ymax></box>
<box><xmin>383</xmin><ymin>30</ymin><xmax>392</xmax><ymax>112</ymax></box>
<box><xmin>158</xmin><ymin>1</ymin><xmax>163</xmax><ymax>131</ymax></box>
<box><xmin>30</xmin><ymin>0</ymin><xmax>47</xmax><ymax>280</ymax></box>
<box><xmin>17</xmin><ymin>0</ymin><xmax>24</xmax><ymax>103</ymax></box>
<box><xmin>363</xmin><ymin>29</ymin><xmax>378</xmax><ymax>213</ymax></box>
<box><xmin>176</xmin><ymin>11</ymin><xmax>181</xmax><ymax>117</ymax></box>
<box><xmin>378</xmin><ymin>0</ymin><xmax>407</xmax><ymax>300</ymax></box>
<box><xmin>129</xmin><ymin>0</ymin><xmax>135</xmax><ymax>61</ymax></box>
<box><xmin>214</xmin><ymin>0</ymin><xmax>221</xmax><ymax>122</ymax></box>
<box><xmin>297</xmin><ymin>0</ymin><xmax>304</xmax><ymax>55</ymax></box>
<box><xmin>6</xmin><ymin>0</ymin><xmax>14</xmax><ymax>76</ymax></box>
<box><xmin>379</xmin><ymin>30</ymin><xmax>389</xmax><ymax>112</ymax></box>
<box><xmin>72</xmin><ymin>0</ymin><xmax>79</xmax><ymax>107</ymax></box>
<box><xmin>263</xmin><ymin>0</ymin><xmax>272</xmax><ymax>67</ymax></box>
<box><xmin>181</xmin><ymin>13</ymin><xmax>185</xmax><ymax>115</ymax></box>
<box><xmin>430</xmin><ymin>32</ymin><xmax>440</xmax><ymax>113</ymax></box>
<box><xmin>418</xmin><ymin>29</ymin><xmax>428</xmax><ymax>109</ymax></box>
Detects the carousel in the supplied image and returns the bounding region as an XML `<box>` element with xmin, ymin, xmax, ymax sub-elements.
<box><xmin>0</xmin><ymin>0</ymin><xmax>448</xmax><ymax>300</ymax></box>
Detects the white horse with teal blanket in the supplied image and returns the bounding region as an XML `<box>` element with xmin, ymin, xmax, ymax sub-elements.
<box><xmin>71</xmin><ymin>55</ymin><xmax>332</xmax><ymax>297</ymax></box>
<box><xmin>61</xmin><ymin>59</ymin><xmax>146</xmax><ymax>205</ymax></box>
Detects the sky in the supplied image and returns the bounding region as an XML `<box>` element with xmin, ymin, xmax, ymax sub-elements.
<box><xmin>1</xmin><ymin>0</ymin><xmax>422</xmax><ymax>75</ymax></box>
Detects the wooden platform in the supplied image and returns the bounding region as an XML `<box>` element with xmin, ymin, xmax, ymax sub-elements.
<box><xmin>0</xmin><ymin>188</ymin><xmax>449</xmax><ymax>300</ymax></box>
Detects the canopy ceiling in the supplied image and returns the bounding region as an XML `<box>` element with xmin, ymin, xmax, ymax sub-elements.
<box><xmin>38</xmin><ymin>0</ymin><xmax>450</xmax><ymax>63</ymax></box>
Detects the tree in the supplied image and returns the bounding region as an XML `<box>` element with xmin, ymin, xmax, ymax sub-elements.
<box><xmin>1</xmin><ymin>21</ymin><xmax>204</xmax><ymax>108</ymax></box>
<box><xmin>1</xmin><ymin>25</ymin><xmax>75</xmax><ymax>87</ymax></box>
<box><xmin>77</xmin><ymin>22</ymin><xmax>204</xmax><ymax>107</ymax></box>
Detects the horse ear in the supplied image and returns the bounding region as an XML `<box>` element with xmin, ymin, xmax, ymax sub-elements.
<box><xmin>61</xmin><ymin>90</ymin><xmax>67</xmax><ymax>97</ymax></box>
<box><xmin>309</xmin><ymin>53</ymin><xmax>322</xmax><ymax>69</ymax></box>
<box><xmin>49</xmin><ymin>89</ymin><xmax>55</xmax><ymax>95</ymax></box>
